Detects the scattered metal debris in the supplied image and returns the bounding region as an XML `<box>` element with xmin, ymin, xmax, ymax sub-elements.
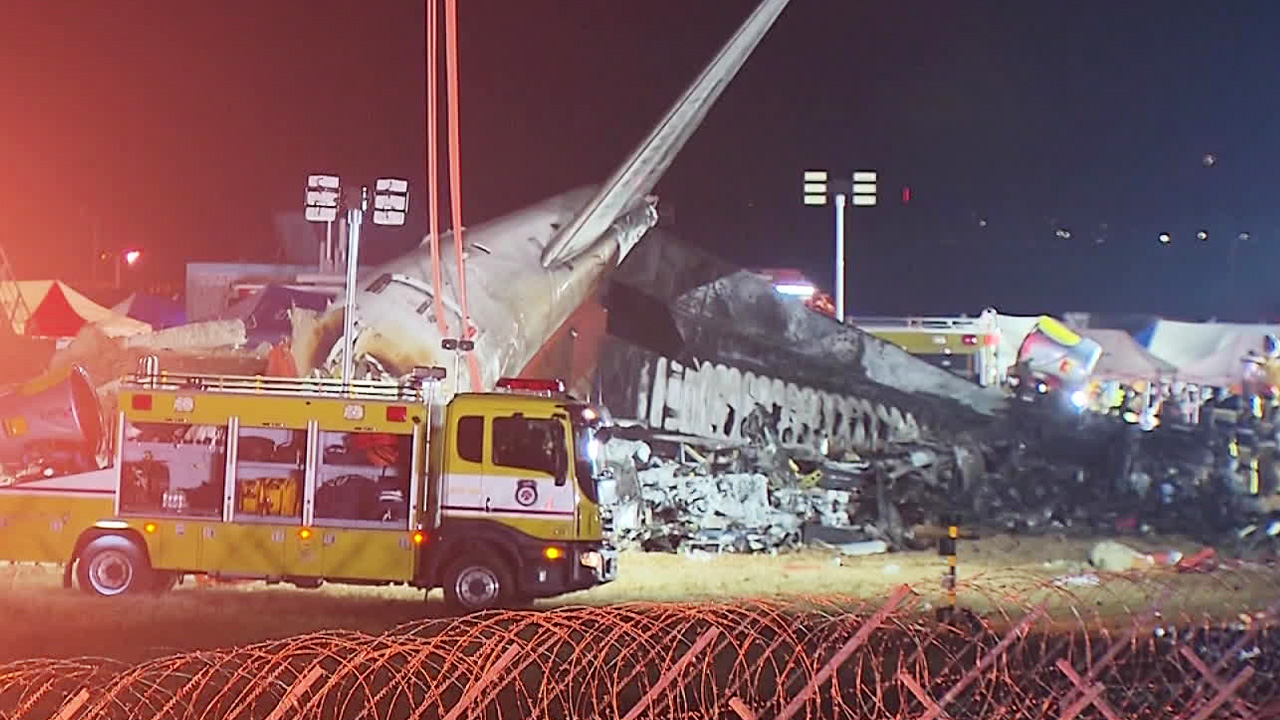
<box><xmin>603</xmin><ymin>390</ymin><xmax>1280</xmax><ymax>558</ymax></box>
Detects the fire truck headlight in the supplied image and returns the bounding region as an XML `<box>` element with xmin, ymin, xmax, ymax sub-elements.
<box><xmin>1070</xmin><ymin>390</ymin><xmax>1088</xmax><ymax>409</ymax></box>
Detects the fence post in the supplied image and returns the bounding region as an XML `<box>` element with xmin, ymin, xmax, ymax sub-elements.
<box><xmin>1184</xmin><ymin>667</ymin><xmax>1256</xmax><ymax>720</ymax></box>
<box><xmin>1056</xmin><ymin>590</ymin><xmax>1171</xmax><ymax>711</ymax></box>
<box><xmin>49</xmin><ymin>688</ymin><xmax>91</xmax><ymax>720</ymax></box>
<box><xmin>1054</xmin><ymin>658</ymin><xmax>1121</xmax><ymax>720</ymax></box>
<box><xmin>264</xmin><ymin>665</ymin><xmax>325</xmax><ymax>720</ymax></box>
<box><xmin>439</xmin><ymin>643</ymin><xmax>524</xmax><ymax>720</ymax></box>
<box><xmin>773</xmin><ymin>584</ymin><xmax>913</xmax><ymax>720</ymax></box>
<box><xmin>729</xmin><ymin>696</ymin><xmax>759</xmax><ymax>720</ymax></box>
<box><xmin>899</xmin><ymin>602</ymin><xmax>1047</xmax><ymax>720</ymax></box>
<box><xmin>619</xmin><ymin>627</ymin><xmax>720</xmax><ymax>720</ymax></box>
<box><xmin>1178</xmin><ymin>646</ymin><xmax>1258</xmax><ymax>720</ymax></box>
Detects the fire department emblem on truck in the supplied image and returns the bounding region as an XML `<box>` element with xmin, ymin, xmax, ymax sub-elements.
<box><xmin>515</xmin><ymin>480</ymin><xmax>538</xmax><ymax>507</ymax></box>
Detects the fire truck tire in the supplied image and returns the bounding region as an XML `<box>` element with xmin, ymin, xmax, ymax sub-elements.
<box><xmin>442</xmin><ymin>558</ymin><xmax>512</xmax><ymax>613</ymax></box>
<box><xmin>77</xmin><ymin>536</ymin><xmax>153</xmax><ymax>597</ymax></box>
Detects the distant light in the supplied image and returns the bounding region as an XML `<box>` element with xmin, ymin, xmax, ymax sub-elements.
<box><xmin>775</xmin><ymin>283</ymin><xmax>815</xmax><ymax>298</ymax></box>
<box><xmin>1239</xmin><ymin>232</ymin><xmax>1251</xmax><ymax>241</ymax></box>
<box><xmin>1055</xmin><ymin>228</ymin><xmax>1071</xmax><ymax>239</ymax></box>
<box><xmin>1202</xmin><ymin>153</ymin><xmax>1217</xmax><ymax>167</ymax></box>
<box><xmin>1197</xmin><ymin>230</ymin><xmax>1209</xmax><ymax>241</ymax></box>
<box><xmin>978</xmin><ymin>218</ymin><xmax>988</xmax><ymax>228</ymax></box>
<box><xmin>124</xmin><ymin>249</ymin><xmax>142</xmax><ymax>265</ymax></box>
<box><xmin>901</xmin><ymin>185</ymin><xmax>911</xmax><ymax>205</ymax></box>
<box><xmin>1158</xmin><ymin>232</ymin><xmax>1172</xmax><ymax>244</ymax></box>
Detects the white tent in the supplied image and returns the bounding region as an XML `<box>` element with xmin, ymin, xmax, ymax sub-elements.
<box><xmin>1172</xmin><ymin>330</ymin><xmax>1277</xmax><ymax>387</ymax></box>
<box><xmin>1081</xmin><ymin>328</ymin><xmax>1176</xmax><ymax>383</ymax></box>
<box><xmin>10</xmin><ymin>280</ymin><xmax>152</xmax><ymax>338</ymax></box>
<box><xmin>1145</xmin><ymin>319</ymin><xmax>1280</xmax><ymax>369</ymax></box>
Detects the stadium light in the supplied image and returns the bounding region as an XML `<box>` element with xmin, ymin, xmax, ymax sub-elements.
<box><xmin>303</xmin><ymin>173</ymin><xmax>411</xmax><ymax>386</ymax></box>
<box><xmin>305</xmin><ymin>174</ymin><xmax>341</xmax><ymax>271</ymax></box>
<box><xmin>372</xmin><ymin>178</ymin><xmax>409</xmax><ymax>226</ymax></box>
<box><xmin>124</xmin><ymin>249</ymin><xmax>142</xmax><ymax>265</ymax></box>
<box><xmin>801</xmin><ymin>168</ymin><xmax>878</xmax><ymax>323</ymax></box>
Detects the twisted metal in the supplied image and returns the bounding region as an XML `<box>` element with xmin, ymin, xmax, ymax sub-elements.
<box><xmin>3</xmin><ymin>564</ymin><xmax>1280</xmax><ymax>720</ymax></box>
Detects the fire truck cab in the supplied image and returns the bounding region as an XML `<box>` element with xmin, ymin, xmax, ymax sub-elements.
<box><xmin>0</xmin><ymin>360</ymin><xmax>617</xmax><ymax>612</ymax></box>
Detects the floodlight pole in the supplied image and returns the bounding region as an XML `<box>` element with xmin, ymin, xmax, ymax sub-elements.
<box><xmin>323</xmin><ymin>220</ymin><xmax>334</xmax><ymax>271</ymax></box>
<box><xmin>834</xmin><ymin>193</ymin><xmax>846</xmax><ymax>323</ymax></box>
<box><xmin>342</xmin><ymin>187</ymin><xmax>368</xmax><ymax>386</ymax></box>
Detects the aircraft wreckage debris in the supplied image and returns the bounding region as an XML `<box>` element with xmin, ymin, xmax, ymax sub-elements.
<box><xmin>598</xmin><ymin>398</ymin><xmax>1280</xmax><ymax>560</ymax></box>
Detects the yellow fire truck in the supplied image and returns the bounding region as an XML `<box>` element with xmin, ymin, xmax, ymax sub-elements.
<box><xmin>0</xmin><ymin>359</ymin><xmax>617</xmax><ymax>612</ymax></box>
<box><xmin>851</xmin><ymin>309</ymin><xmax>1002</xmax><ymax>386</ymax></box>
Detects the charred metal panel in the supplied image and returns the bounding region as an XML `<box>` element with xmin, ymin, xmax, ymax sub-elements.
<box><xmin>603</xmin><ymin>232</ymin><xmax>1005</xmax><ymax>429</ymax></box>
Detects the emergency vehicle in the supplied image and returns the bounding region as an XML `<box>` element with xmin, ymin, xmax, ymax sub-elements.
<box><xmin>0</xmin><ymin>358</ymin><xmax>617</xmax><ymax>612</ymax></box>
<box><xmin>850</xmin><ymin>309</ymin><xmax>1002</xmax><ymax>386</ymax></box>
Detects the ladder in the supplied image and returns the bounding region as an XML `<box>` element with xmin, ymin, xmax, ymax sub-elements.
<box><xmin>0</xmin><ymin>243</ymin><xmax>31</xmax><ymax>336</ymax></box>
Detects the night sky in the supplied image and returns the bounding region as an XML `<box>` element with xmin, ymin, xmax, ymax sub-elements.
<box><xmin>3</xmin><ymin>1</ymin><xmax>1279</xmax><ymax>320</ymax></box>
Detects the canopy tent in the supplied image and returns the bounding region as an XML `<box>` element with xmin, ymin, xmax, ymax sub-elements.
<box><xmin>11</xmin><ymin>281</ymin><xmax>151</xmax><ymax>338</ymax></box>
<box><xmin>1144</xmin><ymin>319</ymin><xmax>1280</xmax><ymax>369</ymax></box>
<box><xmin>221</xmin><ymin>284</ymin><xmax>330</xmax><ymax>346</ymax></box>
<box><xmin>112</xmin><ymin>292</ymin><xmax>186</xmax><ymax>330</ymax></box>
<box><xmin>1081</xmin><ymin>328</ymin><xmax>1176</xmax><ymax>383</ymax></box>
<box><xmin>1173</xmin><ymin>330</ymin><xmax>1279</xmax><ymax>387</ymax></box>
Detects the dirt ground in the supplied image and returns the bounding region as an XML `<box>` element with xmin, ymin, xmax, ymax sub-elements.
<box><xmin>0</xmin><ymin>533</ymin><xmax>1275</xmax><ymax>664</ymax></box>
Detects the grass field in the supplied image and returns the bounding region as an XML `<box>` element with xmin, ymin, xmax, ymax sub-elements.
<box><xmin>0</xmin><ymin>533</ymin><xmax>1274</xmax><ymax>664</ymax></box>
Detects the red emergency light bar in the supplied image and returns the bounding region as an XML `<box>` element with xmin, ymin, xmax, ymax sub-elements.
<box><xmin>495</xmin><ymin>377</ymin><xmax>565</xmax><ymax>394</ymax></box>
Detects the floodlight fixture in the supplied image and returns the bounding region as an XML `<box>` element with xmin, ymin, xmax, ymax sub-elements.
<box><xmin>372</xmin><ymin>177</ymin><xmax>410</xmax><ymax>226</ymax></box>
<box><xmin>305</xmin><ymin>174</ymin><xmax>341</xmax><ymax>223</ymax></box>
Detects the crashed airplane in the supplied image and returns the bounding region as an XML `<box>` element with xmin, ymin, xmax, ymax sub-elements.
<box><xmin>308</xmin><ymin>0</ymin><xmax>795</xmax><ymax>396</ymax></box>
<box><xmin>302</xmin><ymin>0</ymin><xmax>1003</xmax><ymax>446</ymax></box>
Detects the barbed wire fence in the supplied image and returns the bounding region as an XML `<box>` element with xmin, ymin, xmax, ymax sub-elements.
<box><xmin>2</xmin><ymin>563</ymin><xmax>1280</xmax><ymax>720</ymax></box>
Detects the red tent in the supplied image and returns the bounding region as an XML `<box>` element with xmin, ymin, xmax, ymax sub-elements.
<box><xmin>11</xmin><ymin>281</ymin><xmax>152</xmax><ymax>338</ymax></box>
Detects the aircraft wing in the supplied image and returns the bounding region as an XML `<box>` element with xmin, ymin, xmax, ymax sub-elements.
<box><xmin>539</xmin><ymin>0</ymin><xmax>792</xmax><ymax>268</ymax></box>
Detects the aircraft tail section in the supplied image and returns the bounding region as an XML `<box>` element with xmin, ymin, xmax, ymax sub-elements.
<box><xmin>538</xmin><ymin>0</ymin><xmax>793</xmax><ymax>268</ymax></box>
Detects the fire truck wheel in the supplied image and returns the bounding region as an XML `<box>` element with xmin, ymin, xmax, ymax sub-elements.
<box><xmin>443</xmin><ymin>558</ymin><xmax>512</xmax><ymax>613</ymax></box>
<box><xmin>77</xmin><ymin>536</ymin><xmax>152</xmax><ymax>597</ymax></box>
